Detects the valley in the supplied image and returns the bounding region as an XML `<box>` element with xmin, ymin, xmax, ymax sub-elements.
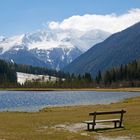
<box><xmin>0</xmin><ymin>2</ymin><xmax>140</xmax><ymax>139</ymax></box>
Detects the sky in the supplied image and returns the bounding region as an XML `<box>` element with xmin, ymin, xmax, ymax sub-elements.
<box><xmin>0</xmin><ymin>0</ymin><xmax>140</xmax><ymax>36</ymax></box>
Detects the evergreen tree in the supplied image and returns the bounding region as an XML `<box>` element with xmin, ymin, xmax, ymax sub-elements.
<box><xmin>0</xmin><ymin>59</ymin><xmax>17</xmax><ymax>85</ymax></box>
<box><xmin>95</xmin><ymin>70</ymin><xmax>102</xmax><ymax>84</ymax></box>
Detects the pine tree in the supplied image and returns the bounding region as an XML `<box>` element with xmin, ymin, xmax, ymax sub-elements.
<box><xmin>95</xmin><ymin>70</ymin><xmax>102</xmax><ymax>84</ymax></box>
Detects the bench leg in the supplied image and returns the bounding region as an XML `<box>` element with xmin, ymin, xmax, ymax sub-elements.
<box><xmin>87</xmin><ymin>124</ymin><xmax>90</xmax><ymax>130</ymax></box>
<box><xmin>92</xmin><ymin>124</ymin><xmax>95</xmax><ymax>131</ymax></box>
<box><xmin>119</xmin><ymin>122</ymin><xmax>122</xmax><ymax>128</ymax></box>
<box><xmin>87</xmin><ymin>123</ymin><xmax>95</xmax><ymax>131</ymax></box>
<box><xmin>114</xmin><ymin>121</ymin><xmax>117</xmax><ymax>128</ymax></box>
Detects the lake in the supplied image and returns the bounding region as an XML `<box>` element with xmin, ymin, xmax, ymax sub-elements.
<box><xmin>0</xmin><ymin>91</ymin><xmax>140</xmax><ymax>112</ymax></box>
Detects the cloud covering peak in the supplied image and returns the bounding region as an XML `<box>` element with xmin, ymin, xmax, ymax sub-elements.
<box><xmin>48</xmin><ymin>9</ymin><xmax>140</xmax><ymax>33</ymax></box>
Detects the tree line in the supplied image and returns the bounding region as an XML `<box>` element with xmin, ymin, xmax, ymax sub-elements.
<box><xmin>1</xmin><ymin>59</ymin><xmax>140</xmax><ymax>88</ymax></box>
<box><xmin>95</xmin><ymin>60</ymin><xmax>140</xmax><ymax>87</ymax></box>
<box><xmin>39</xmin><ymin>59</ymin><xmax>140</xmax><ymax>88</ymax></box>
<box><xmin>13</xmin><ymin>63</ymin><xmax>66</xmax><ymax>78</ymax></box>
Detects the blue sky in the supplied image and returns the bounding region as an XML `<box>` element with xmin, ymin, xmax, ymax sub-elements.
<box><xmin>0</xmin><ymin>0</ymin><xmax>140</xmax><ymax>36</ymax></box>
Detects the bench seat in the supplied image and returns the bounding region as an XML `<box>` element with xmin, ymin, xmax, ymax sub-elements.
<box><xmin>83</xmin><ymin>119</ymin><xmax>121</xmax><ymax>130</ymax></box>
<box><xmin>83</xmin><ymin>119</ymin><xmax>120</xmax><ymax>124</ymax></box>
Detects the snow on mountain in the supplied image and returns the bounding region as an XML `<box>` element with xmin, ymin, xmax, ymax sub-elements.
<box><xmin>0</xmin><ymin>29</ymin><xmax>110</xmax><ymax>69</ymax></box>
<box><xmin>69</xmin><ymin>29</ymin><xmax>111</xmax><ymax>51</ymax></box>
<box><xmin>0</xmin><ymin>36</ymin><xmax>5</xmax><ymax>42</ymax></box>
<box><xmin>0</xmin><ymin>29</ymin><xmax>110</xmax><ymax>53</ymax></box>
<box><xmin>0</xmin><ymin>34</ymin><xmax>25</xmax><ymax>53</ymax></box>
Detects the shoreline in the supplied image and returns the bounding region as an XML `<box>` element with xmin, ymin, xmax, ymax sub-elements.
<box><xmin>40</xmin><ymin>95</ymin><xmax>140</xmax><ymax>112</ymax></box>
<box><xmin>1</xmin><ymin>87</ymin><xmax>140</xmax><ymax>92</ymax></box>
<box><xmin>0</xmin><ymin>96</ymin><xmax>139</xmax><ymax>139</ymax></box>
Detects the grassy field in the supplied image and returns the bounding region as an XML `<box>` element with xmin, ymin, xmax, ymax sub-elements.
<box><xmin>0</xmin><ymin>97</ymin><xmax>140</xmax><ymax>140</ymax></box>
<box><xmin>1</xmin><ymin>87</ymin><xmax>140</xmax><ymax>92</ymax></box>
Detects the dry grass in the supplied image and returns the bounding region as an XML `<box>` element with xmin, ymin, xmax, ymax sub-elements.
<box><xmin>0</xmin><ymin>96</ymin><xmax>140</xmax><ymax>140</ymax></box>
<box><xmin>0</xmin><ymin>87</ymin><xmax>140</xmax><ymax>92</ymax></box>
<box><xmin>1</xmin><ymin>87</ymin><xmax>140</xmax><ymax>92</ymax></box>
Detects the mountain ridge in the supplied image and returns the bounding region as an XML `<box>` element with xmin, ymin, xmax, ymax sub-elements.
<box><xmin>64</xmin><ymin>22</ymin><xmax>140</xmax><ymax>76</ymax></box>
<box><xmin>0</xmin><ymin>29</ymin><xmax>110</xmax><ymax>70</ymax></box>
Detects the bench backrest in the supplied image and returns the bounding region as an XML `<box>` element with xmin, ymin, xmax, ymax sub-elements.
<box><xmin>89</xmin><ymin>110</ymin><xmax>126</xmax><ymax>116</ymax></box>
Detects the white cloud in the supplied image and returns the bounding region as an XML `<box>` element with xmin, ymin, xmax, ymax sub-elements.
<box><xmin>48</xmin><ymin>9</ymin><xmax>140</xmax><ymax>33</ymax></box>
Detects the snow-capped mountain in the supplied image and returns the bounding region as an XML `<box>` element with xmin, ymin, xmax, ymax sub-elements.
<box><xmin>0</xmin><ymin>36</ymin><xmax>5</xmax><ymax>42</ymax></box>
<box><xmin>0</xmin><ymin>29</ymin><xmax>110</xmax><ymax>70</ymax></box>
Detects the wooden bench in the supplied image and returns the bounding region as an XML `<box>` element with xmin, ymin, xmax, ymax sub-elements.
<box><xmin>83</xmin><ymin>110</ymin><xmax>126</xmax><ymax>131</ymax></box>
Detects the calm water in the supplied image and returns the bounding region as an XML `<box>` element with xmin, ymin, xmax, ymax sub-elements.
<box><xmin>0</xmin><ymin>91</ymin><xmax>140</xmax><ymax>112</ymax></box>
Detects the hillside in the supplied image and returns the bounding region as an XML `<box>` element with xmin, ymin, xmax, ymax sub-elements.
<box><xmin>64</xmin><ymin>22</ymin><xmax>140</xmax><ymax>76</ymax></box>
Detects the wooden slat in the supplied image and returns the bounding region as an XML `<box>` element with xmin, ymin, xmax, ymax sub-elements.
<box><xmin>96</xmin><ymin>119</ymin><xmax>120</xmax><ymax>123</ymax></box>
<box><xmin>89</xmin><ymin>110</ymin><xmax>126</xmax><ymax>115</ymax></box>
<box><xmin>83</xmin><ymin>120</ymin><xmax>93</xmax><ymax>124</ymax></box>
<box><xmin>83</xmin><ymin>119</ymin><xmax>120</xmax><ymax>124</ymax></box>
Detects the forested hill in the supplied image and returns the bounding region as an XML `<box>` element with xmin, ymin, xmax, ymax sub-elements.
<box><xmin>0</xmin><ymin>59</ymin><xmax>66</xmax><ymax>85</ymax></box>
<box><xmin>13</xmin><ymin>63</ymin><xmax>66</xmax><ymax>78</ymax></box>
<box><xmin>0</xmin><ymin>59</ymin><xmax>17</xmax><ymax>84</ymax></box>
